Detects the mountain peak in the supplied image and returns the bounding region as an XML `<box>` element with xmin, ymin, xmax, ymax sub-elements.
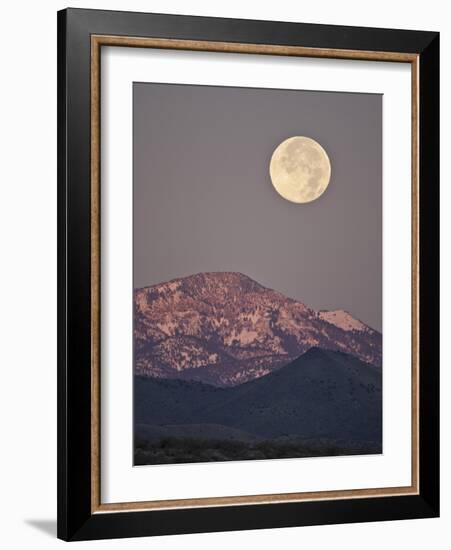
<box><xmin>188</xmin><ymin>271</ymin><xmax>266</xmax><ymax>290</ymax></box>
<box><xmin>141</xmin><ymin>272</ymin><xmax>267</xmax><ymax>295</ymax></box>
<box><xmin>318</xmin><ymin>309</ymin><xmax>374</xmax><ymax>333</ymax></box>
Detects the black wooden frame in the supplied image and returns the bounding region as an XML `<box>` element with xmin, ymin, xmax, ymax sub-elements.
<box><xmin>57</xmin><ymin>8</ymin><xmax>439</xmax><ymax>541</ymax></box>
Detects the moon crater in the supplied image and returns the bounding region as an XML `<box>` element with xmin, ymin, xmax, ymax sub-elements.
<box><xmin>269</xmin><ymin>136</ymin><xmax>331</xmax><ymax>204</ymax></box>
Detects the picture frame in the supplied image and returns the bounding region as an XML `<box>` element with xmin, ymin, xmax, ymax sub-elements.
<box><xmin>57</xmin><ymin>7</ymin><xmax>439</xmax><ymax>541</ymax></box>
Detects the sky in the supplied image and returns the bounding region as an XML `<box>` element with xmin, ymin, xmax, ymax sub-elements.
<box><xmin>133</xmin><ymin>83</ymin><xmax>382</xmax><ymax>332</ymax></box>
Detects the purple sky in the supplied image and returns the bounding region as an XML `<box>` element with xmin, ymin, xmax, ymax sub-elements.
<box><xmin>133</xmin><ymin>83</ymin><xmax>382</xmax><ymax>331</ymax></box>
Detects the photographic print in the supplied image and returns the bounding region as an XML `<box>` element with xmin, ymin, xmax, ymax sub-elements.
<box><xmin>133</xmin><ymin>83</ymin><xmax>382</xmax><ymax>466</ymax></box>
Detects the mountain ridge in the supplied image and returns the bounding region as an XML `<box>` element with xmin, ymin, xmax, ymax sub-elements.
<box><xmin>134</xmin><ymin>272</ymin><xmax>382</xmax><ymax>387</ymax></box>
<box><xmin>134</xmin><ymin>348</ymin><xmax>382</xmax><ymax>444</ymax></box>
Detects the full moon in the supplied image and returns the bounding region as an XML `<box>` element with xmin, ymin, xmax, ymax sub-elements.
<box><xmin>269</xmin><ymin>136</ymin><xmax>331</xmax><ymax>204</ymax></box>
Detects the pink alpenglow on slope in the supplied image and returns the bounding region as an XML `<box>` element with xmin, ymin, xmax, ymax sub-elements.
<box><xmin>134</xmin><ymin>272</ymin><xmax>382</xmax><ymax>387</ymax></box>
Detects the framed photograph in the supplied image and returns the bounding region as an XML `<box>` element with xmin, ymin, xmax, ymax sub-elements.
<box><xmin>57</xmin><ymin>8</ymin><xmax>439</xmax><ymax>541</ymax></box>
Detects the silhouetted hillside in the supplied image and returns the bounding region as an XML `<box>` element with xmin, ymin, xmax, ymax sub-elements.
<box><xmin>134</xmin><ymin>347</ymin><xmax>382</xmax><ymax>464</ymax></box>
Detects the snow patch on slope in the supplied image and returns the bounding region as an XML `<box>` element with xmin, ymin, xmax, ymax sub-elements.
<box><xmin>318</xmin><ymin>310</ymin><xmax>370</xmax><ymax>333</ymax></box>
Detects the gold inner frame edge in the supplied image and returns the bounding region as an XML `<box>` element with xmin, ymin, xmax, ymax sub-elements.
<box><xmin>90</xmin><ymin>35</ymin><xmax>420</xmax><ymax>514</ymax></box>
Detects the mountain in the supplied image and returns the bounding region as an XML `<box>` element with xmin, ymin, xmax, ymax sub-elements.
<box><xmin>134</xmin><ymin>348</ymin><xmax>382</xmax><ymax>445</ymax></box>
<box><xmin>318</xmin><ymin>309</ymin><xmax>371</xmax><ymax>332</ymax></box>
<box><xmin>134</xmin><ymin>272</ymin><xmax>381</xmax><ymax>387</ymax></box>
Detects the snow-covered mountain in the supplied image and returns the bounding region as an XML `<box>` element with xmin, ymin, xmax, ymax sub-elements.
<box><xmin>134</xmin><ymin>272</ymin><xmax>382</xmax><ymax>387</ymax></box>
<box><xmin>318</xmin><ymin>309</ymin><xmax>372</xmax><ymax>333</ymax></box>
